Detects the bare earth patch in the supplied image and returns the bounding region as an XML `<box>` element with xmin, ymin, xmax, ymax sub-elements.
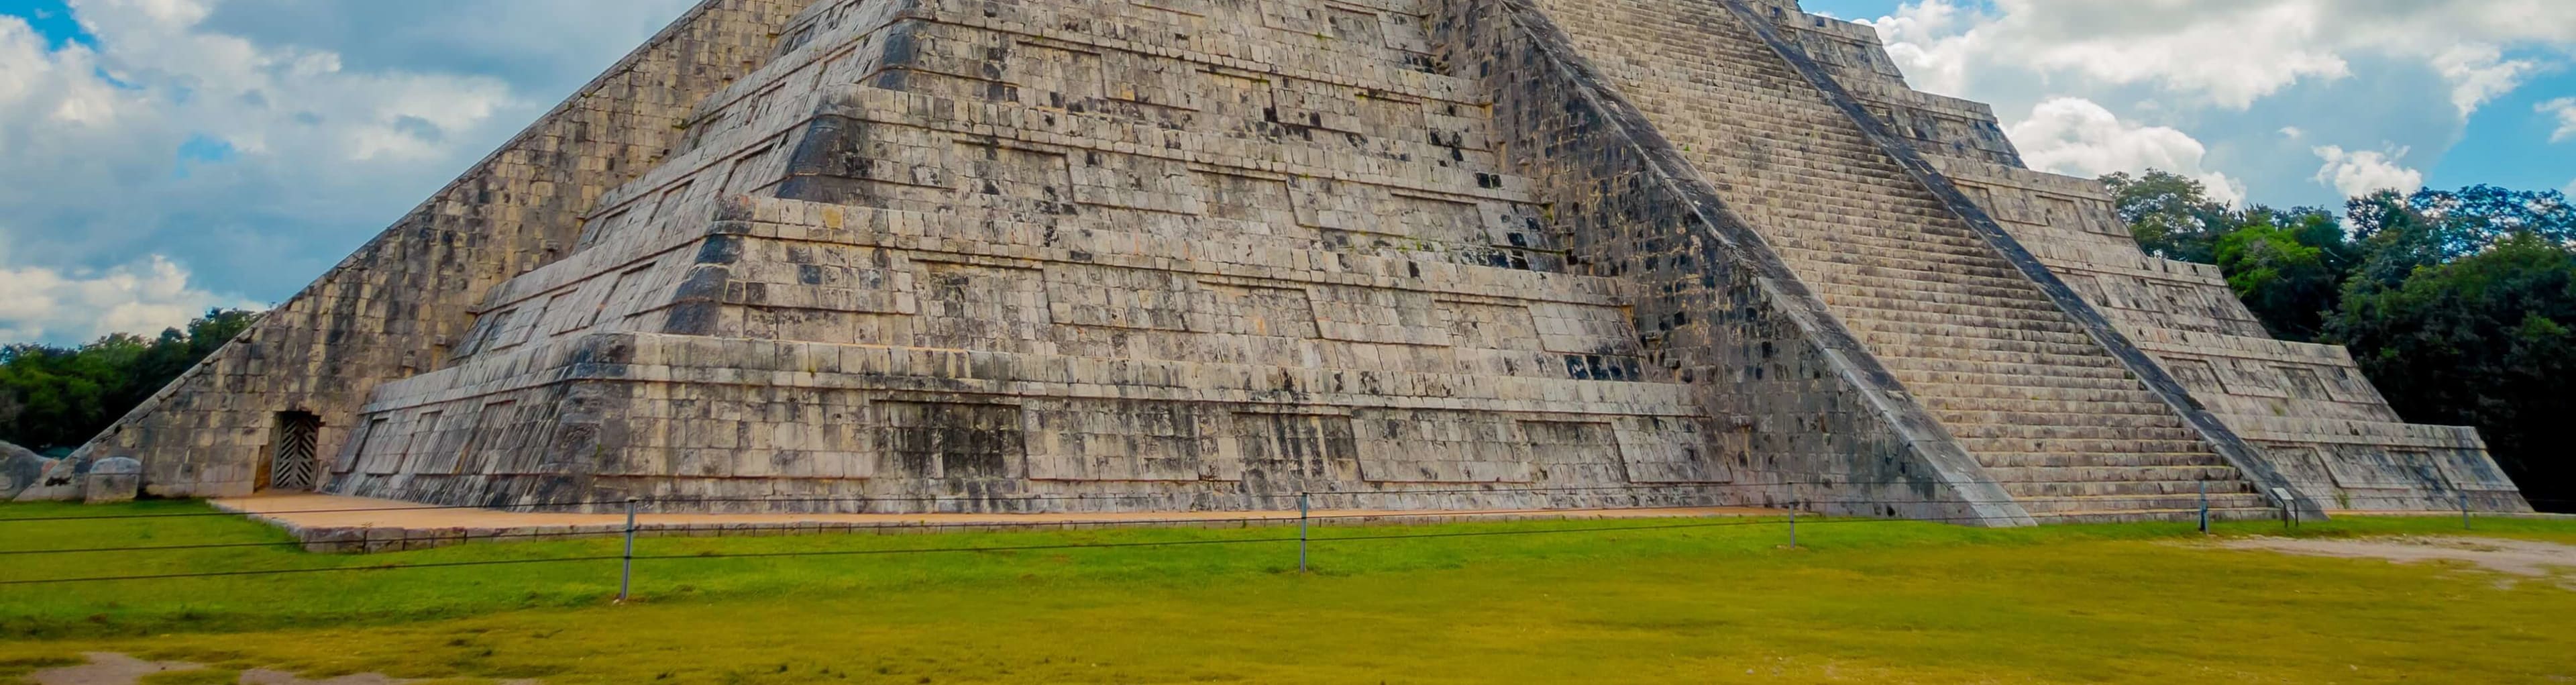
<box><xmin>25</xmin><ymin>653</ymin><xmax>535</xmax><ymax>684</ymax></box>
<box><xmin>2217</xmin><ymin>535</ymin><xmax>2576</xmax><ymax>589</ymax></box>
<box><xmin>25</xmin><ymin>653</ymin><xmax>201</xmax><ymax>685</ymax></box>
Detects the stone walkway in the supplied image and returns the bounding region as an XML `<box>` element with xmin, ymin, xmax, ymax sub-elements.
<box><xmin>211</xmin><ymin>494</ymin><xmax>1777</xmax><ymax>553</ymax></box>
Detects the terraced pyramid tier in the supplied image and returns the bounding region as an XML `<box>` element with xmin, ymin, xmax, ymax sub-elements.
<box><xmin>315</xmin><ymin>0</ymin><xmax>1728</xmax><ymax>513</ymax></box>
<box><xmin>80</xmin><ymin>0</ymin><xmax>2518</xmax><ymax>524</ymax></box>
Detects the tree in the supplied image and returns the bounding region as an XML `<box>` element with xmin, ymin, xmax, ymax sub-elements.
<box><xmin>0</xmin><ymin>309</ymin><xmax>259</xmax><ymax>452</ymax></box>
<box><xmin>2327</xmin><ymin>234</ymin><xmax>2576</xmax><ymax>507</ymax></box>
<box><xmin>2348</xmin><ymin>186</ymin><xmax>2576</xmax><ymax>292</ymax></box>
<box><xmin>2105</xmin><ymin>170</ymin><xmax>2238</xmax><ymax>263</ymax></box>
<box><xmin>2105</xmin><ymin>172</ymin><xmax>2573</xmax><ymax>509</ymax></box>
<box><xmin>2216</xmin><ymin>215</ymin><xmax>2341</xmax><ymax>341</ymax></box>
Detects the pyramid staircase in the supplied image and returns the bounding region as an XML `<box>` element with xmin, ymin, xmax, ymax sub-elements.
<box><xmin>1527</xmin><ymin>0</ymin><xmax>2275</xmax><ymax>523</ymax></box>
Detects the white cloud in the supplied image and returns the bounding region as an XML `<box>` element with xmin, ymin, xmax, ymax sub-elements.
<box><xmin>2312</xmin><ymin>145</ymin><xmax>2425</xmax><ymax>199</ymax></box>
<box><xmin>2542</xmin><ymin>97</ymin><xmax>2576</xmax><ymax>143</ymax></box>
<box><xmin>2431</xmin><ymin>45</ymin><xmax>2541</xmax><ymax>118</ymax></box>
<box><xmin>2278</xmin><ymin>126</ymin><xmax>2305</xmax><ymax>140</ymax></box>
<box><xmin>0</xmin><ymin>0</ymin><xmax>694</xmax><ymax>345</ymax></box>
<box><xmin>2005</xmin><ymin>97</ymin><xmax>2247</xmax><ymax>207</ymax></box>
<box><xmin>1862</xmin><ymin>0</ymin><xmax>2575</xmax><ymax>114</ymax></box>
<box><xmin>0</xmin><ymin>254</ymin><xmax>253</xmax><ymax>343</ymax></box>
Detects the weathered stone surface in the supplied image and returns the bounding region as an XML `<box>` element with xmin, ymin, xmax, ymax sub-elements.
<box><xmin>0</xmin><ymin>440</ymin><xmax>44</xmax><ymax>501</ymax></box>
<box><xmin>83</xmin><ymin>457</ymin><xmax>142</xmax><ymax>505</ymax></box>
<box><xmin>1729</xmin><ymin>0</ymin><xmax>2526</xmax><ymax>514</ymax></box>
<box><xmin>65</xmin><ymin>0</ymin><xmax>820</xmax><ymax>499</ymax></box>
<box><xmin>80</xmin><ymin>0</ymin><xmax>2524</xmax><ymax>521</ymax></box>
<box><xmin>4</xmin><ymin>441</ymin><xmax>90</xmax><ymax>503</ymax></box>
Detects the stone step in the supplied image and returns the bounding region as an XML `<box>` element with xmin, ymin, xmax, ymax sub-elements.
<box><xmin>1945</xmin><ymin>423</ymin><xmax>2202</xmax><ymax>442</ymax></box>
<box><xmin>1985</xmin><ymin>464</ymin><xmax>2245</xmax><ymax>482</ymax></box>
<box><xmin>2002</xmin><ymin>479</ymin><xmax>2260</xmax><ymax>498</ymax></box>
<box><xmin>1794</xmin><ymin>259</ymin><xmax>2072</xmax><ymax>305</ymax></box>
<box><xmin>1905</xmin><ymin>380</ymin><xmax>2167</xmax><ymax>404</ymax></box>
<box><xmin>1841</xmin><ymin>317</ymin><xmax>2098</xmax><ymax>348</ymax></box>
<box><xmin>1774</xmin><ymin>240</ymin><xmax>2033</xmax><ymax>284</ymax></box>
<box><xmin>1872</xmin><ymin>350</ymin><xmax>2133</xmax><ymax>377</ymax></box>
<box><xmin>1896</xmin><ymin>363</ymin><xmax>2153</xmax><ymax>386</ymax></box>
<box><xmin>2015</xmin><ymin>493</ymin><xmax>2273</xmax><ymax>515</ymax></box>
<box><xmin>1835</xmin><ymin>306</ymin><xmax>2094</xmax><ymax>338</ymax></box>
<box><xmin>1931</xmin><ymin>409</ymin><xmax>2196</xmax><ymax>431</ymax></box>
<box><xmin>1814</xmin><ymin>288</ymin><xmax>2071</xmax><ymax>322</ymax></box>
<box><xmin>2030</xmin><ymin>507</ymin><xmax>2281</xmax><ymax>525</ymax></box>
<box><xmin>1955</xmin><ymin>437</ymin><xmax>2214</xmax><ymax>456</ymax></box>
<box><xmin>1767</xmin><ymin>227</ymin><xmax>1997</xmax><ymax>260</ymax></box>
<box><xmin>1822</xmin><ymin>298</ymin><xmax>2081</xmax><ymax>331</ymax></box>
<box><xmin>1858</xmin><ymin>333</ymin><xmax>2110</xmax><ymax>360</ymax></box>
<box><xmin>1977</xmin><ymin>452</ymin><xmax>2232</xmax><ymax>468</ymax></box>
<box><xmin>1880</xmin><ymin>355</ymin><xmax>2133</xmax><ymax>380</ymax></box>
<box><xmin>1899</xmin><ymin>375</ymin><xmax>2159</xmax><ymax>401</ymax></box>
<box><xmin>1776</xmin><ymin>241</ymin><xmax>2031</xmax><ymax>282</ymax></box>
<box><xmin>1778</xmin><ymin>244</ymin><xmax>2053</xmax><ymax>285</ymax></box>
<box><xmin>1920</xmin><ymin>399</ymin><xmax>2181</xmax><ymax>421</ymax></box>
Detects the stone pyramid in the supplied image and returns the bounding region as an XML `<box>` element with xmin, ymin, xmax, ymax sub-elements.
<box><xmin>71</xmin><ymin>0</ymin><xmax>2528</xmax><ymax>523</ymax></box>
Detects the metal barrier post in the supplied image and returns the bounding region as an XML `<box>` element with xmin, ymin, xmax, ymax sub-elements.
<box><xmin>2198</xmin><ymin>480</ymin><xmax>2210</xmax><ymax>534</ymax></box>
<box><xmin>1297</xmin><ymin>492</ymin><xmax>1310</xmax><ymax>573</ymax></box>
<box><xmin>1786</xmin><ymin>500</ymin><xmax>1797</xmax><ymax>549</ymax></box>
<box><xmin>618</xmin><ymin>497</ymin><xmax>638</xmax><ymax>603</ymax></box>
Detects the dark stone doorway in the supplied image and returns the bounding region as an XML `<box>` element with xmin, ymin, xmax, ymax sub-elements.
<box><xmin>267</xmin><ymin>411</ymin><xmax>322</xmax><ymax>491</ymax></box>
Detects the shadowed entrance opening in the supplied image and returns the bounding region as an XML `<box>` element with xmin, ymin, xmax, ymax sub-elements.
<box><xmin>267</xmin><ymin>411</ymin><xmax>321</xmax><ymax>492</ymax></box>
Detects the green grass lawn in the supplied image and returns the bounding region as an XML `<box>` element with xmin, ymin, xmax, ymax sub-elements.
<box><xmin>1</xmin><ymin>501</ymin><xmax>2571</xmax><ymax>684</ymax></box>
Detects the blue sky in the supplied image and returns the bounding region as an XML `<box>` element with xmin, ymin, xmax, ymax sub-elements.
<box><xmin>0</xmin><ymin>0</ymin><xmax>88</xmax><ymax>48</ymax></box>
<box><xmin>1805</xmin><ymin>0</ymin><xmax>2574</xmax><ymax>209</ymax></box>
<box><xmin>0</xmin><ymin>0</ymin><xmax>2569</xmax><ymax>345</ymax></box>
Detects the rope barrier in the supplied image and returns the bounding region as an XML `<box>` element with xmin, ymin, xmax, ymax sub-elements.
<box><xmin>0</xmin><ymin>502</ymin><xmax>2287</xmax><ymax>589</ymax></box>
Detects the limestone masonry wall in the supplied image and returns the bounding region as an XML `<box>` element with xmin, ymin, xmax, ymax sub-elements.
<box><xmin>1431</xmin><ymin>0</ymin><xmax>2026</xmax><ymax>522</ymax></box>
<box><xmin>70</xmin><ymin>0</ymin><xmax>818</xmax><ymax>497</ymax></box>
<box><xmin>87</xmin><ymin>0</ymin><xmax>2524</xmax><ymax>519</ymax></box>
<box><xmin>317</xmin><ymin>0</ymin><xmax>1731</xmax><ymax>513</ymax></box>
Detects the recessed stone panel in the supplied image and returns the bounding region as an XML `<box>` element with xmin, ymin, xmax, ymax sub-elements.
<box><xmin>1232</xmin><ymin>412</ymin><xmax>1358</xmax><ymax>494</ymax></box>
<box><xmin>1353</xmin><ymin>409</ymin><xmax>1534</xmax><ymax>484</ymax></box>
<box><xmin>876</xmin><ymin>401</ymin><xmax>1025</xmax><ymax>480</ymax></box>
<box><xmin>1026</xmin><ymin>399</ymin><xmax>1234</xmax><ymax>482</ymax></box>
<box><xmin>1615</xmin><ymin>417</ymin><xmax>1729</xmax><ymax>484</ymax></box>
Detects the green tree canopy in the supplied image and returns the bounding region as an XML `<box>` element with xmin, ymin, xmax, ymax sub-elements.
<box><xmin>2103</xmin><ymin>171</ymin><xmax>2572</xmax><ymax>509</ymax></box>
<box><xmin>2216</xmin><ymin>215</ymin><xmax>2341</xmax><ymax>341</ymax></box>
<box><xmin>0</xmin><ymin>309</ymin><xmax>258</xmax><ymax>452</ymax></box>
<box><xmin>2326</xmin><ymin>233</ymin><xmax>2576</xmax><ymax>501</ymax></box>
<box><xmin>2105</xmin><ymin>170</ymin><xmax>2237</xmax><ymax>264</ymax></box>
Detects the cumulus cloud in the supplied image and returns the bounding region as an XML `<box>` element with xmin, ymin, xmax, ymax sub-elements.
<box><xmin>2542</xmin><ymin>97</ymin><xmax>2576</xmax><ymax>143</ymax></box>
<box><xmin>0</xmin><ymin>0</ymin><xmax>692</xmax><ymax>345</ymax></box>
<box><xmin>2431</xmin><ymin>45</ymin><xmax>2542</xmax><ymax>118</ymax></box>
<box><xmin>1862</xmin><ymin>0</ymin><xmax>2575</xmax><ymax>113</ymax></box>
<box><xmin>0</xmin><ymin>254</ymin><xmax>254</xmax><ymax>343</ymax></box>
<box><xmin>2005</xmin><ymin>98</ymin><xmax>2247</xmax><ymax>207</ymax></box>
<box><xmin>2312</xmin><ymin>146</ymin><xmax>2426</xmax><ymax>199</ymax></box>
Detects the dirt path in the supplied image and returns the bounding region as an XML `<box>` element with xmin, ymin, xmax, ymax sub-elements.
<box><xmin>212</xmin><ymin>493</ymin><xmax>1774</xmax><ymax>529</ymax></box>
<box><xmin>25</xmin><ymin>653</ymin><xmax>200</xmax><ymax>685</ymax></box>
<box><xmin>25</xmin><ymin>653</ymin><xmax>535</xmax><ymax>684</ymax></box>
<box><xmin>2217</xmin><ymin>535</ymin><xmax>2576</xmax><ymax>589</ymax></box>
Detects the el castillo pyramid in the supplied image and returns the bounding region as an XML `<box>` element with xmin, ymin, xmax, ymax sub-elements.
<box><xmin>70</xmin><ymin>0</ymin><xmax>2530</xmax><ymax>523</ymax></box>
